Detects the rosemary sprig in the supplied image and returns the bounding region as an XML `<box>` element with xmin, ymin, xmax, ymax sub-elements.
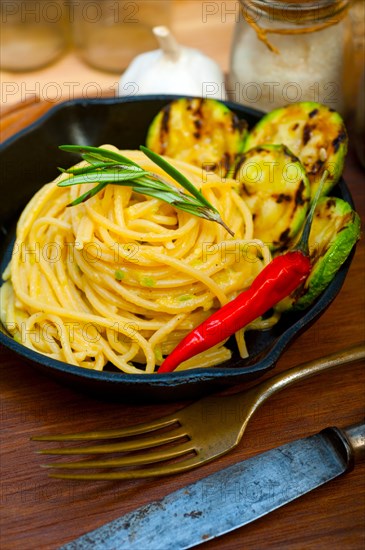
<box><xmin>57</xmin><ymin>145</ymin><xmax>234</xmax><ymax>236</ymax></box>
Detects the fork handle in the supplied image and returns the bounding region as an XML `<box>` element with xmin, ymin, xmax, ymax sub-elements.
<box><xmin>245</xmin><ymin>343</ymin><xmax>365</xmax><ymax>408</ymax></box>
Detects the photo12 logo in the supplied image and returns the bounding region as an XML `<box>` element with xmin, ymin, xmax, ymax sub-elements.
<box><xmin>0</xmin><ymin>1</ymin><xmax>141</xmax><ymax>24</ymax></box>
<box><xmin>12</xmin><ymin>240</ymin><xmax>140</xmax><ymax>265</ymax></box>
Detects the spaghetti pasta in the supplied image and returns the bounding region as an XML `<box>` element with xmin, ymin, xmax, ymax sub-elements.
<box><xmin>0</xmin><ymin>147</ymin><xmax>274</xmax><ymax>373</ymax></box>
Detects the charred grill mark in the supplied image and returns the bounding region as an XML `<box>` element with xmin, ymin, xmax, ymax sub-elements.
<box><xmin>193</xmin><ymin>98</ymin><xmax>204</xmax><ymax>119</ymax></box>
<box><xmin>274</xmin><ymin>193</ymin><xmax>292</xmax><ymax>204</ymax></box>
<box><xmin>338</xmin><ymin>212</ymin><xmax>353</xmax><ymax>230</ymax></box>
<box><xmin>325</xmin><ymin>198</ymin><xmax>336</xmax><ymax>209</ymax></box>
<box><xmin>321</xmin><ymin>198</ymin><xmax>336</xmax><ymax>219</ymax></box>
<box><xmin>159</xmin><ymin>105</ymin><xmax>171</xmax><ymax>153</ymax></box>
<box><xmin>278</xmin><ymin>228</ymin><xmax>291</xmax><ymax>246</ymax></box>
<box><xmin>234</xmin><ymin>118</ymin><xmax>248</xmax><ymax>133</ymax></box>
<box><xmin>191</xmin><ymin>98</ymin><xmax>205</xmax><ymax>139</ymax></box>
<box><xmin>283</xmin><ymin>145</ymin><xmax>299</xmax><ymax>163</ymax></box>
<box><xmin>295</xmin><ymin>180</ymin><xmax>307</xmax><ymax>206</ymax></box>
<box><xmin>309</xmin><ymin>108</ymin><xmax>319</xmax><ymax>118</ymax></box>
<box><xmin>233</xmin><ymin>155</ymin><xmax>247</xmax><ymax>179</ymax></box>
<box><xmin>204</xmin><ymin>162</ymin><xmax>218</xmax><ymax>172</ymax></box>
<box><xmin>193</xmin><ymin>118</ymin><xmax>203</xmax><ymax>139</ymax></box>
<box><xmin>220</xmin><ymin>152</ymin><xmax>231</xmax><ymax>174</ymax></box>
<box><xmin>161</xmin><ymin>105</ymin><xmax>171</xmax><ymax>133</ymax></box>
<box><xmin>332</xmin><ymin>129</ymin><xmax>347</xmax><ymax>152</ymax></box>
<box><xmin>308</xmin><ymin>159</ymin><xmax>324</xmax><ymax>175</ymax></box>
<box><xmin>240</xmin><ymin>182</ymin><xmax>252</xmax><ymax>196</ymax></box>
<box><xmin>303</xmin><ymin>123</ymin><xmax>312</xmax><ymax>145</ymax></box>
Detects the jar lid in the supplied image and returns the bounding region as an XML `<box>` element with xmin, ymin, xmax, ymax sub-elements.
<box><xmin>240</xmin><ymin>0</ymin><xmax>350</xmax><ymax>54</ymax></box>
<box><xmin>243</xmin><ymin>0</ymin><xmax>350</xmax><ymax>23</ymax></box>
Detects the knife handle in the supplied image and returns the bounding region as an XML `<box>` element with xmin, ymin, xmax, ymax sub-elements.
<box><xmin>323</xmin><ymin>421</ymin><xmax>365</xmax><ymax>472</ymax></box>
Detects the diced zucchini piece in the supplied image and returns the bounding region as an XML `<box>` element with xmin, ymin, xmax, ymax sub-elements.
<box><xmin>233</xmin><ymin>144</ymin><xmax>311</xmax><ymax>250</ymax></box>
<box><xmin>278</xmin><ymin>196</ymin><xmax>360</xmax><ymax>311</ymax></box>
<box><xmin>146</xmin><ymin>97</ymin><xmax>248</xmax><ymax>174</ymax></box>
<box><xmin>244</xmin><ymin>102</ymin><xmax>348</xmax><ymax>199</ymax></box>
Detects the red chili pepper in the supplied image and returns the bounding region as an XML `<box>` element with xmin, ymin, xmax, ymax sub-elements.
<box><xmin>157</xmin><ymin>172</ymin><xmax>327</xmax><ymax>374</ymax></box>
<box><xmin>158</xmin><ymin>251</ymin><xmax>310</xmax><ymax>373</ymax></box>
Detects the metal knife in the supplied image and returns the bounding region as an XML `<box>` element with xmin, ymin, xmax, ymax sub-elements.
<box><xmin>60</xmin><ymin>421</ymin><xmax>364</xmax><ymax>550</ymax></box>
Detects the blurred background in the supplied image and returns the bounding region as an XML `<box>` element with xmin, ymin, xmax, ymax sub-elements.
<box><xmin>0</xmin><ymin>0</ymin><xmax>364</xmax><ymax>136</ymax></box>
<box><xmin>0</xmin><ymin>1</ymin><xmax>236</xmax><ymax>104</ymax></box>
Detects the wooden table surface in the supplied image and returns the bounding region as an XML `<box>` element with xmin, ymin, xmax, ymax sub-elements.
<box><xmin>1</xmin><ymin>2</ymin><xmax>365</xmax><ymax>549</ymax></box>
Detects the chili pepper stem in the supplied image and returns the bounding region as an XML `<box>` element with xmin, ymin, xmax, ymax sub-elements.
<box><xmin>296</xmin><ymin>170</ymin><xmax>329</xmax><ymax>255</ymax></box>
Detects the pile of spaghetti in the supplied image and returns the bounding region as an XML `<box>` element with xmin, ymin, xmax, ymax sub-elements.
<box><xmin>0</xmin><ymin>147</ymin><xmax>275</xmax><ymax>373</ymax></box>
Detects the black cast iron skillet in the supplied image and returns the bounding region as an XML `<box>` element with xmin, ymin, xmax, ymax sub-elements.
<box><xmin>0</xmin><ymin>95</ymin><xmax>356</xmax><ymax>401</ymax></box>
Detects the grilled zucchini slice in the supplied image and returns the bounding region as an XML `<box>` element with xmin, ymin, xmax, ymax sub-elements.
<box><xmin>233</xmin><ymin>144</ymin><xmax>311</xmax><ymax>250</ymax></box>
<box><xmin>244</xmin><ymin>102</ymin><xmax>348</xmax><ymax>199</ymax></box>
<box><xmin>278</xmin><ymin>196</ymin><xmax>361</xmax><ymax>311</ymax></box>
<box><xmin>146</xmin><ymin>97</ymin><xmax>247</xmax><ymax>174</ymax></box>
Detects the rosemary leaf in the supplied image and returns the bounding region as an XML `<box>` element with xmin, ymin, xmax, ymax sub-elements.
<box><xmin>130</xmin><ymin>187</ymin><xmax>194</xmax><ymax>206</ymax></box>
<box><xmin>58</xmin><ymin>170</ymin><xmax>148</xmax><ymax>187</ymax></box>
<box><xmin>82</xmin><ymin>155</ymin><xmax>104</xmax><ymax>166</ymax></box>
<box><xmin>63</xmin><ymin>161</ymin><xmax>121</xmax><ymax>176</ymax></box>
<box><xmin>59</xmin><ymin>145</ymin><xmax>140</xmax><ymax>167</ymax></box>
<box><xmin>68</xmin><ymin>182</ymin><xmax>108</xmax><ymax>206</ymax></box>
<box><xmin>140</xmin><ymin>145</ymin><xmax>215</xmax><ymax>211</ymax></box>
<box><xmin>57</xmin><ymin>145</ymin><xmax>234</xmax><ymax>236</ymax></box>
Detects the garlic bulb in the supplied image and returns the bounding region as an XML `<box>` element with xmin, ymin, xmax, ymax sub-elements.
<box><xmin>118</xmin><ymin>26</ymin><xmax>226</xmax><ymax>100</ymax></box>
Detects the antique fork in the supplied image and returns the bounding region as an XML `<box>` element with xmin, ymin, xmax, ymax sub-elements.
<box><xmin>32</xmin><ymin>343</ymin><xmax>365</xmax><ymax>480</ymax></box>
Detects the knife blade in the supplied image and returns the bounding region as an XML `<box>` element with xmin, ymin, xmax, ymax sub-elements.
<box><xmin>60</xmin><ymin>421</ymin><xmax>364</xmax><ymax>550</ymax></box>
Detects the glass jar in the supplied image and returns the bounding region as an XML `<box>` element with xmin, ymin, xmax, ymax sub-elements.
<box><xmin>72</xmin><ymin>0</ymin><xmax>171</xmax><ymax>73</ymax></box>
<box><xmin>228</xmin><ymin>0</ymin><xmax>354</xmax><ymax>116</ymax></box>
<box><xmin>0</xmin><ymin>0</ymin><xmax>69</xmax><ymax>71</ymax></box>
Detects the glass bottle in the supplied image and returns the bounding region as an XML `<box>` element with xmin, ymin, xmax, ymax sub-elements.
<box><xmin>72</xmin><ymin>0</ymin><xmax>171</xmax><ymax>73</ymax></box>
<box><xmin>228</xmin><ymin>0</ymin><xmax>354</xmax><ymax>116</ymax></box>
<box><xmin>0</xmin><ymin>0</ymin><xmax>69</xmax><ymax>72</ymax></box>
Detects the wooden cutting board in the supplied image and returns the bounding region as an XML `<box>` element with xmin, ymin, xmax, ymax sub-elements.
<box><xmin>1</xmin><ymin>92</ymin><xmax>112</xmax><ymax>143</ymax></box>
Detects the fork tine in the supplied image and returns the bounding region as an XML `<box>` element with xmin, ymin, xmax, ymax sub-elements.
<box><xmin>46</xmin><ymin>455</ymin><xmax>203</xmax><ymax>480</ymax></box>
<box><xmin>31</xmin><ymin>414</ymin><xmax>179</xmax><ymax>442</ymax></box>
<box><xmin>35</xmin><ymin>426</ymin><xmax>188</xmax><ymax>455</ymax></box>
<box><xmin>32</xmin><ymin>345</ymin><xmax>365</xmax><ymax>482</ymax></box>
<box><xmin>42</xmin><ymin>441</ymin><xmax>196</xmax><ymax>469</ymax></box>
